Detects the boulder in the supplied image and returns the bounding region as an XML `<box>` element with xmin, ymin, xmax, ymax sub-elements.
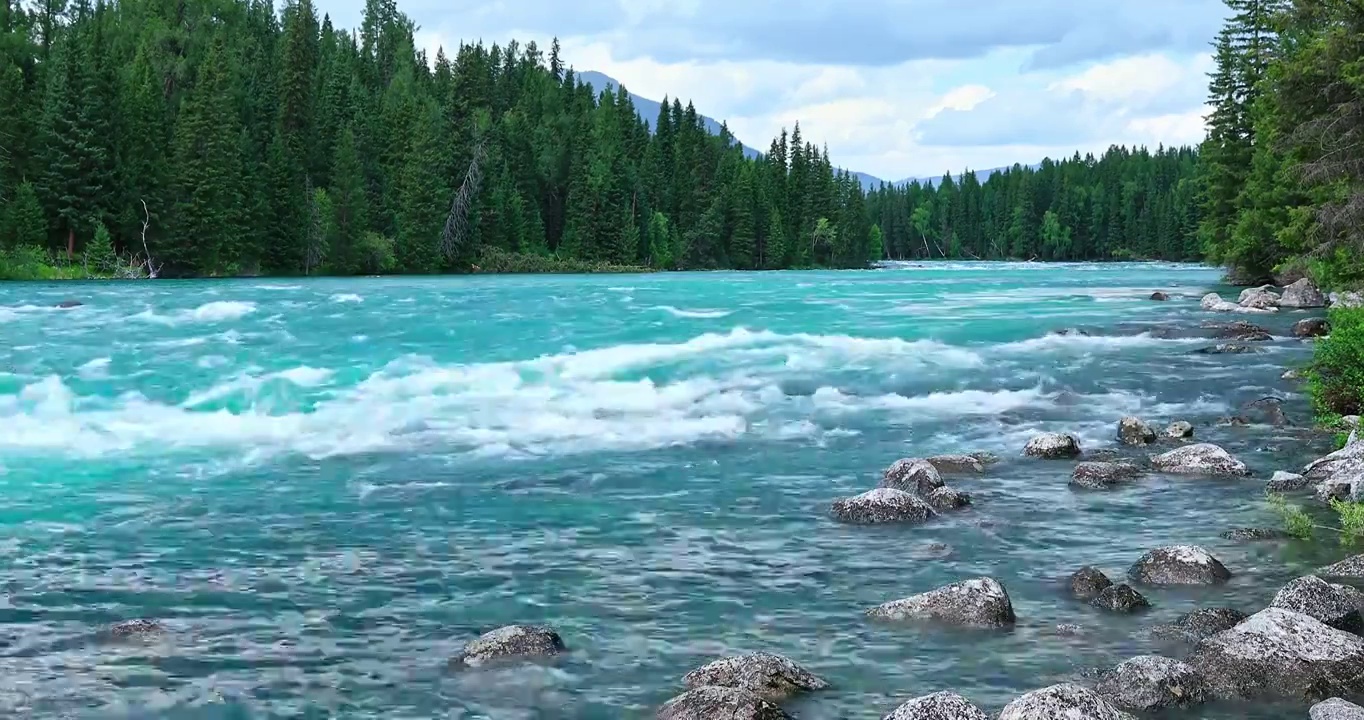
<box><xmin>1203</xmin><ymin>320</ymin><xmax>1271</xmax><ymax>338</ymax></box>
<box><xmin>1129</xmin><ymin>545</ymin><xmax>1231</xmax><ymax>586</ymax></box>
<box><xmin>1218</xmin><ymin>415</ymin><xmax>1250</xmax><ymax>427</ymax></box>
<box><xmin>925</xmin><ymin>454</ymin><xmax>985</xmax><ymax>474</ymax></box>
<box><xmin>657</xmin><ymin>686</ymin><xmax>792</xmax><ymax>720</ymax></box>
<box><xmin>1296</xmin><ymin>318</ymin><xmax>1332</xmax><ymax>338</ymax></box>
<box><xmin>1239</xmin><ymin>285</ymin><xmax>1281</xmax><ymax>309</ymax></box>
<box><xmin>106</xmin><ymin>619</ymin><xmax>165</xmax><ymax>639</ymax></box>
<box><xmin>1150</xmin><ymin>291</ymin><xmax>1169</xmax><ymax>301</ymax></box>
<box><xmin>866</xmin><ymin>577</ymin><xmax>1016</xmax><ymax>628</ymax></box>
<box><xmin>1055</xmin><ymin>623</ymin><xmax>1084</xmax><ymax>636</ymax></box>
<box><xmin>882</xmin><ymin>691</ymin><xmax>990</xmax><ymax>720</ymax></box>
<box><xmin>998</xmin><ymin>683</ymin><xmax>1136</xmax><ymax>720</ymax></box>
<box><xmin>1165</xmin><ymin>421</ymin><xmax>1194</xmax><ymax>439</ymax></box>
<box><xmin>1332</xmin><ymin>291</ymin><xmax>1364</xmax><ymax>309</ymax></box>
<box><xmin>1284</xmin><ymin>369</ymin><xmax>1302</xmax><ymax>380</ymax></box>
<box><xmin>1090</xmin><ymin>584</ymin><xmax>1151</xmax><ymax>614</ymax></box>
<box><xmin>681</xmin><ymin>652</ymin><xmax>828</xmax><ymax>701</ymax></box>
<box><xmin>1312</xmin><ymin>698</ymin><xmax>1364</xmax><ymax>720</ymax></box>
<box><xmin>1117</xmin><ymin>417</ymin><xmax>1156</xmax><ymax>446</ymax></box>
<box><xmin>1070</xmin><ymin>462</ymin><xmax>1142</xmax><ymax>490</ymax></box>
<box><xmin>1317</xmin><ymin>472</ymin><xmax>1364</xmax><ymax>504</ymax></box>
<box><xmin>1069</xmin><ymin>566</ymin><xmax>1114</xmax><ymax>601</ymax></box>
<box><xmin>1202</xmin><ymin>292</ymin><xmax>1276</xmax><ymax>314</ymax></box>
<box><xmin>1321</xmin><ymin>555</ymin><xmax>1364</xmax><ymax>579</ymax></box>
<box><xmin>1267</xmin><ymin>471</ymin><xmax>1311</xmax><ymax>492</ymax></box>
<box><xmin>1150</xmin><ymin>608</ymin><xmax>1248</xmax><ymax>643</ymax></box>
<box><xmin>1094</xmin><ymin>656</ymin><xmax>1209</xmax><ymax>711</ymax></box>
<box><xmin>1149</xmin><ymin>443</ymin><xmax>1250</xmax><ymax>477</ymax></box>
<box><xmin>55</xmin><ymin>299</ymin><xmax>82</xmax><ymax>309</ymax></box>
<box><xmin>1220</xmin><ymin>527</ymin><xmax>1290</xmax><ymax>541</ymax></box>
<box><xmin>1024</xmin><ymin>433</ymin><xmax>1082</xmax><ymax>459</ymax></box>
<box><xmin>1283</xmin><ymin>278</ymin><xmax>1329</xmax><ymax>308</ymax></box>
<box><xmin>1270</xmin><ymin>575</ymin><xmax>1364</xmax><ymax>634</ymax></box>
<box><xmin>881</xmin><ymin>458</ymin><xmax>945</xmax><ymax>495</ymax></box>
<box><xmin>925</xmin><ymin>486</ymin><xmax>971</xmax><ymax>511</ymax></box>
<box><xmin>968</xmin><ymin>451</ymin><xmax>1000</xmax><ymax>466</ymax></box>
<box><xmin>830</xmin><ymin>488</ymin><xmax>936</xmax><ymax>525</ymax></box>
<box><xmin>1186</xmin><ymin>607</ymin><xmax>1364</xmax><ymax>700</ymax></box>
<box><xmin>1305</xmin><ymin>442</ymin><xmax>1364</xmax><ymax>481</ymax></box>
<box><xmin>1195</xmin><ymin>343</ymin><xmax>1258</xmax><ymax>354</ymax></box>
<box><xmin>451</xmin><ymin>624</ymin><xmax>566</xmax><ymax>668</ymax></box>
<box><xmin>1243</xmin><ymin>397</ymin><xmax>1290</xmax><ymax>426</ymax></box>
<box><xmin>1236</xmin><ymin>330</ymin><xmax>1275</xmax><ymax>341</ymax></box>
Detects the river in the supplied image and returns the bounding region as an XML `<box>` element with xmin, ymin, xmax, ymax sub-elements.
<box><xmin>0</xmin><ymin>262</ymin><xmax>1343</xmax><ymax>718</ymax></box>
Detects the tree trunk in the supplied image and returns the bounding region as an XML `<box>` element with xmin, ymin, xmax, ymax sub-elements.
<box><xmin>67</xmin><ymin>227</ymin><xmax>74</xmax><ymax>259</ymax></box>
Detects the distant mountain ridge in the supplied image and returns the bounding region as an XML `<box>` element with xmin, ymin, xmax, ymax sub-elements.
<box><xmin>577</xmin><ymin>71</ymin><xmax>1036</xmax><ymax>190</ymax></box>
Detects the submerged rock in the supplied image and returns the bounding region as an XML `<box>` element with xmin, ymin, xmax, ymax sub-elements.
<box><xmin>908</xmin><ymin>541</ymin><xmax>955</xmax><ymax>560</ymax></box>
<box><xmin>1150</xmin><ymin>608</ymin><xmax>1248</xmax><ymax>643</ymax></box>
<box><xmin>1149</xmin><ymin>443</ymin><xmax>1250</xmax><ymax>477</ymax></box>
<box><xmin>1296</xmin><ymin>317</ymin><xmax>1332</xmax><ymax>338</ymax></box>
<box><xmin>866</xmin><ymin>577</ymin><xmax>1016</xmax><ymax>628</ymax></box>
<box><xmin>1024</xmin><ymin>433</ymin><xmax>1082</xmax><ymax>459</ymax></box>
<box><xmin>881</xmin><ymin>458</ymin><xmax>945</xmax><ymax>495</ymax></box>
<box><xmin>451</xmin><ymin>624</ymin><xmax>566</xmax><ymax>668</ymax></box>
<box><xmin>681</xmin><ymin>652</ymin><xmax>828</xmax><ymax>701</ymax></box>
<box><xmin>1267</xmin><ymin>470</ymin><xmax>1310</xmax><ymax>492</ymax></box>
<box><xmin>1239</xmin><ymin>285</ymin><xmax>1281</xmax><ymax>309</ymax></box>
<box><xmin>1220</xmin><ymin>527</ymin><xmax>1290</xmax><ymax>542</ymax></box>
<box><xmin>1312</xmin><ymin>698</ymin><xmax>1364</xmax><ymax>719</ymax></box>
<box><xmin>1243</xmin><ymin>396</ymin><xmax>1290</xmax><ymax>426</ymax></box>
<box><xmin>1129</xmin><ymin>545</ymin><xmax>1231</xmax><ymax>586</ymax></box>
<box><xmin>925</xmin><ymin>454</ymin><xmax>985</xmax><ymax>474</ymax></box>
<box><xmin>1195</xmin><ymin>343</ymin><xmax>1258</xmax><ymax>354</ymax></box>
<box><xmin>1090</xmin><ymin>584</ymin><xmax>1150</xmax><ymax>614</ymax></box>
<box><xmin>106</xmin><ymin>619</ymin><xmax>165</xmax><ymax>639</ymax></box>
<box><xmin>882</xmin><ymin>691</ymin><xmax>990</xmax><ymax>720</ymax></box>
<box><xmin>925</xmin><ymin>486</ymin><xmax>971</xmax><ymax>511</ymax></box>
<box><xmin>1202</xmin><ymin>320</ymin><xmax>1271</xmax><ymax>338</ymax></box>
<box><xmin>1187</xmin><ymin>607</ymin><xmax>1364</xmax><ymax>701</ymax></box>
<box><xmin>1070</xmin><ymin>462</ymin><xmax>1142</xmax><ymax>490</ymax></box>
<box><xmin>1150</xmin><ymin>291</ymin><xmax>1169</xmax><ymax>301</ymax></box>
<box><xmin>55</xmin><ymin>299</ymin><xmax>82</xmax><ymax>308</ymax></box>
<box><xmin>657</xmin><ymin>686</ymin><xmax>792</xmax><ymax>720</ymax></box>
<box><xmin>1117</xmin><ymin>417</ymin><xmax>1156</xmax><ymax>446</ymax></box>
<box><xmin>1069</xmin><ymin>566</ymin><xmax>1114</xmax><ymax>601</ymax></box>
<box><xmin>1321</xmin><ymin>555</ymin><xmax>1364</xmax><ymax>578</ymax></box>
<box><xmin>1269</xmin><ymin>575</ymin><xmax>1364</xmax><ymax>634</ymax></box>
<box><xmin>1283</xmin><ymin>278</ymin><xmax>1329</xmax><ymax>308</ymax></box>
<box><xmin>968</xmin><ymin>451</ymin><xmax>1000</xmax><ymax>466</ymax></box>
<box><xmin>830</xmin><ymin>488</ymin><xmax>936</xmax><ymax>525</ymax></box>
<box><xmin>998</xmin><ymin>683</ymin><xmax>1136</xmax><ymax>720</ymax></box>
<box><xmin>1095</xmin><ymin>656</ymin><xmax>1209</xmax><ymax>711</ymax></box>
<box><xmin>1284</xmin><ymin>369</ymin><xmax>1302</xmax><ymax>380</ymax></box>
<box><xmin>1165</xmin><ymin>421</ymin><xmax>1194</xmax><ymax>439</ymax></box>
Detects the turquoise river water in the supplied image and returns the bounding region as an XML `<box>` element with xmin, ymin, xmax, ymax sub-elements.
<box><xmin>0</xmin><ymin>262</ymin><xmax>1347</xmax><ymax>718</ymax></box>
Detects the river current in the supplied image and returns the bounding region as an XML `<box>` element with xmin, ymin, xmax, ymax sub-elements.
<box><xmin>0</xmin><ymin>262</ymin><xmax>1343</xmax><ymax>718</ymax></box>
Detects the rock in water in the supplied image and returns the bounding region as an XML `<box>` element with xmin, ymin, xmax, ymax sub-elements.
<box><xmin>1149</xmin><ymin>443</ymin><xmax>1250</xmax><ymax>476</ymax></box>
<box><xmin>1305</xmin><ymin>442</ymin><xmax>1364</xmax><ymax>481</ymax></box>
<box><xmin>1266</xmin><ymin>471</ymin><xmax>1310</xmax><ymax>492</ymax></box>
<box><xmin>1296</xmin><ymin>317</ymin><xmax>1332</xmax><ymax>337</ymax></box>
<box><xmin>1149</xmin><ymin>608</ymin><xmax>1249</xmax><ymax>643</ymax></box>
<box><xmin>1203</xmin><ymin>320</ymin><xmax>1271</xmax><ymax>338</ymax></box>
<box><xmin>881</xmin><ymin>458</ymin><xmax>945</xmax><ymax>494</ymax></box>
<box><xmin>1024</xmin><ymin>433</ymin><xmax>1081</xmax><ymax>459</ymax></box>
<box><xmin>1282</xmin><ymin>278</ymin><xmax>1329</xmax><ymax>308</ymax></box>
<box><xmin>1129</xmin><ymin>546</ymin><xmax>1231</xmax><ymax>585</ymax></box>
<box><xmin>1070</xmin><ymin>462</ymin><xmax>1142</xmax><ymax>490</ymax></box>
<box><xmin>1150</xmin><ymin>291</ymin><xmax>1169</xmax><ymax>301</ymax></box>
<box><xmin>657</xmin><ymin>687</ymin><xmax>792</xmax><ymax>720</ymax></box>
<box><xmin>1069</xmin><ymin>566</ymin><xmax>1113</xmax><ymax>601</ymax></box>
<box><xmin>1321</xmin><ymin>555</ymin><xmax>1364</xmax><ymax>578</ymax></box>
<box><xmin>1117</xmin><ymin>417</ymin><xmax>1156</xmax><ymax>446</ymax></box>
<box><xmin>1243</xmin><ymin>397</ymin><xmax>1290</xmax><ymax>426</ymax></box>
<box><xmin>1284</xmin><ymin>369</ymin><xmax>1302</xmax><ymax>380</ymax></box>
<box><xmin>1165</xmin><ymin>421</ymin><xmax>1194</xmax><ymax>439</ymax></box>
<box><xmin>681</xmin><ymin>652</ymin><xmax>828</xmax><ymax>701</ymax></box>
<box><xmin>968</xmin><ymin>451</ymin><xmax>1000</xmax><ymax>466</ymax></box>
<box><xmin>1239</xmin><ymin>285</ymin><xmax>1281</xmax><ymax>309</ymax></box>
<box><xmin>866</xmin><ymin>577</ymin><xmax>1016</xmax><ymax>628</ymax></box>
<box><xmin>55</xmin><ymin>299</ymin><xmax>82</xmax><ymax>308</ymax></box>
<box><xmin>1095</xmin><ymin>656</ymin><xmax>1209</xmax><ymax>711</ymax></box>
<box><xmin>1202</xmin><ymin>292</ymin><xmax>1276</xmax><ymax>314</ymax></box>
<box><xmin>925</xmin><ymin>486</ymin><xmax>971</xmax><ymax>511</ymax></box>
<box><xmin>1187</xmin><ymin>608</ymin><xmax>1364</xmax><ymax>700</ymax></box>
<box><xmin>1090</xmin><ymin>584</ymin><xmax>1151</xmax><ymax>614</ymax></box>
<box><xmin>830</xmin><ymin>488</ymin><xmax>936</xmax><ymax>525</ymax></box>
<box><xmin>1269</xmin><ymin>576</ymin><xmax>1364</xmax><ymax>634</ymax></box>
<box><xmin>107</xmin><ymin>619</ymin><xmax>165</xmax><ymax>639</ymax></box>
<box><xmin>882</xmin><ymin>691</ymin><xmax>990</xmax><ymax>720</ymax></box>
<box><xmin>1220</xmin><ymin>527</ymin><xmax>1290</xmax><ymax>541</ymax></box>
<box><xmin>1312</xmin><ymin>698</ymin><xmax>1364</xmax><ymax>719</ymax></box>
<box><xmin>925</xmin><ymin>454</ymin><xmax>985</xmax><ymax>474</ymax></box>
<box><xmin>998</xmin><ymin>683</ymin><xmax>1136</xmax><ymax>720</ymax></box>
<box><xmin>1195</xmin><ymin>343</ymin><xmax>1258</xmax><ymax>354</ymax></box>
<box><xmin>450</xmin><ymin>624</ymin><xmax>566</xmax><ymax>668</ymax></box>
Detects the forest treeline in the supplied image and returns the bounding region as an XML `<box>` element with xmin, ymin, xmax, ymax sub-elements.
<box><xmin>0</xmin><ymin>0</ymin><xmax>1204</xmax><ymax>277</ymax></box>
<box><xmin>1199</xmin><ymin>0</ymin><xmax>1364</xmax><ymax>288</ymax></box>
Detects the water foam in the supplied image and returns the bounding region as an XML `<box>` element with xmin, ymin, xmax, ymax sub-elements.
<box><xmin>651</xmin><ymin>305</ymin><xmax>733</xmax><ymax>319</ymax></box>
<box><xmin>330</xmin><ymin>293</ymin><xmax>364</xmax><ymax>304</ymax></box>
<box><xmin>134</xmin><ymin>301</ymin><xmax>257</xmax><ymax>325</ymax></box>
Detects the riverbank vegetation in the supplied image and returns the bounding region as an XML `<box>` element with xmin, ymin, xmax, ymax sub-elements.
<box><xmin>0</xmin><ymin>0</ymin><xmax>1206</xmax><ymax>279</ymax></box>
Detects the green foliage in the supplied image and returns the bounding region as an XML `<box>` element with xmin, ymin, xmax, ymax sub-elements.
<box><xmin>1267</xmin><ymin>491</ymin><xmax>1314</xmax><ymax>540</ymax></box>
<box><xmin>84</xmin><ymin>220</ymin><xmax>117</xmax><ymax>274</ymax></box>
<box><xmin>474</xmin><ymin>246</ymin><xmax>651</xmax><ymax>274</ymax></box>
<box><xmin>4</xmin><ymin>182</ymin><xmax>46</xmax><ymax>250</ymax></box>
<box><xmin>1309</xmin><ymin>308</ymin><xmax>1364</xmax><ymax>417</ymax></box>
<box><xmin>0</xmin><ymin>245</ymin><xmax>101</xmax><ymax>280</ymax></box>
<box><xmin>1332</xmin><ymin>498</ymin><xmax>1364</xmax><ymax>546</ymax></box>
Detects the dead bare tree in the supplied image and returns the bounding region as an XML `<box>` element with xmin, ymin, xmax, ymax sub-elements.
<box><xmin>116</xmin><ymin>198</ymin><xmax>162</xmax><ymax>279</ymax></box>
<box><xmin>441</xmin><ymin>136</ymin><xmax>488</xmax><ymax>264</ymax></box>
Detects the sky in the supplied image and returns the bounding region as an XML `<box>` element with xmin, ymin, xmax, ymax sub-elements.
<box><xmin>318</xmin><ymin>0</ymin><xmax>1231</xmax><ymax>182</ymax></box>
